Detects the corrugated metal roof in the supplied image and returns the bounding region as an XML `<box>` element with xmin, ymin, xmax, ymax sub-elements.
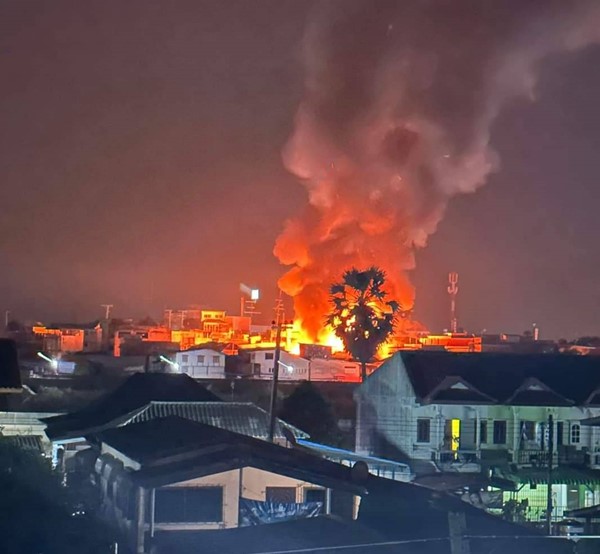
<box><xmin>125</xmin><ymin>401</ymin><xmax>309</xmax><ymax>440</ymax></box>
<box><xmin>0</xmin><ymin>435</ymin><xmax>44</xmax><ymax>451</ymax></box>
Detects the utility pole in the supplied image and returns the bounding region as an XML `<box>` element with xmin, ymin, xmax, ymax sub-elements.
<box><xmin>447</xmin><ymin>272</ymin><xmax>459</xmax><ymax>334</ymax></box>
<box><xmin>448</xmin><ymin>511</ymin><xmax>470</xmax><ymax>554</ymax></box>
<box><xmin>268</xmin><ymin>320</ymin><xmax>284</xmax><ymax>443</ymax></box>
<box><xmin>101</xmin><ymin>304</ymin><xmax>114</xmax><ymax>320</ymax></box>
<box><xmin>546</xmin><ymin>414</ymin><xmax>554</xmax><ymax>535</ymax></box>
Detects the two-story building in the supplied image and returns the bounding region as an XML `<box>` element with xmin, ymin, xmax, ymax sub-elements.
<box><xmin>355</xmin><ymin>351</ymin><xmax>600</xmax><ymax>522</ymax></box>
<box><xmin>174</xmin><ymin>348</ymin><xmax>226</xmax><ymax>379</ymax></box>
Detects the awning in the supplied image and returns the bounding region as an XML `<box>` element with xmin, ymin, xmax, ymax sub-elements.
<box><xmin>494</xmin><ymin>466</ymin><xmax>600</xmax><ymax>486</ymax></box>
<box><xmin>580</xmin><ymin>416</ymin><xmax>600</xmax><ymax>426</ymax></box>
<box><xmin>565</xmin><ymin>503</ymin><xmax>600</xmax><ymax>519</ymax></box>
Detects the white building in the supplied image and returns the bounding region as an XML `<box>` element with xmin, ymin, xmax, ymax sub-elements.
<box><xmin>248</xmin><ymin>350</ymin><xmax>310</xmax><ymax>381</ymax></box>
<box><xmin>174</xmin><ymin>348</ymin><xmax>226</xmax><ymax>379</ymax></box>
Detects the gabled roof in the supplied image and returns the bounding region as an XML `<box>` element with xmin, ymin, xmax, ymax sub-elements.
<box><xmin>423</xmin><ymin>376</ymin><xmax>496</xmax><ymax>404</ymax></box>
<box><xmin>124</xmin><ymin>401</ymin><xmax>308</xmax><ymax>440</ymax></box>
<box><xmin>42</xmin><ymin>373</ymin><xmax>221</xmax><ymax>440</ymax></box>
<box><xmin>505</xmin><ymin>377</ymin><xmax>573</xmax><ymax>406</ymax></box>
<box><xmin>0</xmin><ymin>339</ymin><xmax>21</xmax><ymax>393</ymax></box>
<box><xmin>376</xmin><ymin>351</ymin><xmax>600</xmax><ymax>406</ymax></box>
<box><xmin>97</xmin><ymin>416</ymin><xmax>362</xmax><ymax>492</ymax></box>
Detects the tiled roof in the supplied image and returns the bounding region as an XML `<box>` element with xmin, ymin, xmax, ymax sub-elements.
<box><xmin>43</xmin><ymin>373</ymin><xmax>221</xmax><ymax>440</ymax></box>
<box><xmin>377</xmin><ymin>351</ymin><xmax>600</xmax><ymax>406</ymax></box>
<box><xmin>96</xmin><ymin>416</ymin><xmax>361</xmax><ymax>491</ymax></box>
<box><xmin>0</xmin><ymin>339</ymin><xmax>21</xmax><ymax>393</ymax></box>
<box><xmin>125</xmin><ymin>401</ymin><xmax>308</xmax><ymax>440</ymax></box>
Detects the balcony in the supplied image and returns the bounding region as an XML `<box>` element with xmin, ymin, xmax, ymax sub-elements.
<box><xmin>514</xmin><ymin>446</ymin><xmax>587</xmax><ymax>468</ymax></box>
<box><xmin>436</xmin><ymin>449</ymin><xmax>481</xmax><ymax>473</ymax></box>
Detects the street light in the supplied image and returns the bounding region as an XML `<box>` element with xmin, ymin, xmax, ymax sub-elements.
<box><xmin>159</xmin><ymin>355</ymin><xmax>180</xmax><ymax>371</ymax></box>
<box><xmin>37</xmin><ymin>351</ymin><xmax>58</xmax><ymax>370</ymax></box>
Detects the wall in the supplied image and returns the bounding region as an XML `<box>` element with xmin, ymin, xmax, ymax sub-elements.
<box><xmin>175</xmin><ymin>349</ymin><xmax>226</xmax><ymax>379</ymax></box>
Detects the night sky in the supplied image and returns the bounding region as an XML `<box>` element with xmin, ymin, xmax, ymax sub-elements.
<box><xmin>1</xmin><ymin>1</ymin><xmax>598</xmax><ymax>339</ymax></box>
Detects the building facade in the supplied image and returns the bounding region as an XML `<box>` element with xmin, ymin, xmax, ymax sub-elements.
<box><xmin>355</xmin><ymin>351</ymin><xmax>600</xmax><ymax>521</ymax></box>
<box><xmin>174</xmin><ymin>348</ymin><xmax>226</xmax><ymax>379</ymax></box>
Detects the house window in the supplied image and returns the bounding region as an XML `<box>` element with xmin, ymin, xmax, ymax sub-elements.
<box><xmin>197</xmin><ymin>355</ymin><xmax>205</xmax><ymax>364</ymax></box>
<box><xmin>266</xmin><ymin>487</ymin><xmax>295</xmax><ymax>503</ymax></box>
<box><xmin>556</xmin><ymin>421</ymin><xmax>564</xmax><ymax>446</ymax></box>
<box><xmin>304</xmin><ymin>488</ymin><xmax>326</xmax><ymax>506</ymax></box>
<box><xmin>571</xmin><ymin>424</ymin><xmax>581</xmax><ymax>444</ymax></box>
<box><xmin>416</xmin><ymin>419</ymin><xmax>431</xmax><ymax>443</ymax></box>
<box><xmin>493</xmin><ymin>420</ymin><xmax>507</xmax><ymax>444</ymax></box>
<box><xmin>478</xmin><ymin>421</ymin><xmax>488</xmax><ymax>444</ymax></box>
<box><xmin>520</xmin><ymin>420</ymin><xmax>535</xmax><ymax>442</ymax></box>
<box><xmin>212</xmin><ymin>356</ymin><xmax>220</xmax><ymax>365</ymax></box>
<box><xmin>155</xmin><ymin>487</ymin><xmax>223</xmax><ymax>523</ymax></box>
<box><xmin>265</xmin><ymin>353</ymin><xmax>274</xmax><ymax>360</ymax></box>
<box><xmin>181</xmin><ymin>355</ymin><xmax>188</xmax><ymax>363</ymax></box>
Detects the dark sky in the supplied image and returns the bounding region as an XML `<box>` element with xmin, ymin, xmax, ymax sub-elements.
<box><xmin>1</xmin><ymin>1</ymin><xmax>598</xmax><ymax>339</ymax></box>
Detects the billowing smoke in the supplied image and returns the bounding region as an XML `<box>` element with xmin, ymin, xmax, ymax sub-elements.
<box><xmin>275</xmin><ymin>0</ymin><xmax>600</xmax><ymax>340</ymax></box>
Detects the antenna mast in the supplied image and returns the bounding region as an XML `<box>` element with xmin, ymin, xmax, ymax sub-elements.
<box><xmin>447</xmin><ymin>272</ymin><xmax>459</xmax><ymax>334</ymax></box>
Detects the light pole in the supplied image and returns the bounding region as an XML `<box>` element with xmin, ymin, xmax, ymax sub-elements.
<box><xmin>268</xmin><ymin>319</ymin><xmax>293</xmax><ymax>442</ymax></box>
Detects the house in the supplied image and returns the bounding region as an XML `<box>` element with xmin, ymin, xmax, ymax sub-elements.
<box><xmin>355</xmin><ymin>351</ymin><xmax>600</xmax><ymax>522</ymax></box>
<box><xmin>174</xmin><ymin>348</ymin><xmax>226</xmax><ymax>379</ymax></box>
<box><xmin>247</xmin><ymin>349</ymin><xmax>310</xmax><ymax>380</ymax></box>
<box><xmin>42</xmin><ymin>373</ymin><xmax>222</xmax><ymax>461</ymax></box>
<box><xmin>93</xmin><ymin>416</ymin><xmax>366</xmax><ymax>554</ymax></box>
<box><xmin>33</xmin><ymin>321</ymin><xmax>103</xmax><ymax>353</ymax></box>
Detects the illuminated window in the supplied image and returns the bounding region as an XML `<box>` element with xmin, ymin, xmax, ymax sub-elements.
<box><xmin>571</xmin><ymin>424</ymin><xmax>581</xmax><ymax>444</ymax></box>
<box><xmin>417</xmin><ymin>419</ymin><xmax>430</xmax><ymax>443</ymax></box>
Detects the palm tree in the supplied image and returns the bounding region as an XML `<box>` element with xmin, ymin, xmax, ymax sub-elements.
<box><xmin>326</xmin><ymin>267</ymin><xmax>400</xmax><ymax>382</ymax></box>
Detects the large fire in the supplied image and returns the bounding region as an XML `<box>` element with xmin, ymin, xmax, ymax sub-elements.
<box><xmin>288</xmin><ymin>320</ymin><xmax>344</xmax><ymax>356</ymax></box>
<box><xmin>273</xmin><ymin>1</ymin><xmax>600</xmax><ymax>351</ymax></box>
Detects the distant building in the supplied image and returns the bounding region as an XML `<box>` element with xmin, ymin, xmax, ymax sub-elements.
<box><xmin>33</xmin><ymin>321</ymin><xmax>103</xmax><ymax>354</ymax></box>
<box><xmin>174</xmin><ymin>348</ymin><xmax>226</xmax><ymax>379</ymax></box>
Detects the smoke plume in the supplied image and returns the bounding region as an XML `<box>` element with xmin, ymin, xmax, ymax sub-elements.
<box><xmin>275</xmin><ymin>0</ymin><xmax>600</xmax><ymax>339</ymax></box>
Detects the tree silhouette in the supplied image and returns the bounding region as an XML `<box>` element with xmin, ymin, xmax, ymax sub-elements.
<box><xmin>326</xmin><ymin>267</ymin><xmax>400</xmax><ymax>382</ymax></box>
<box><xmin>279</xmin><ymin>381</ymin><xmax>341</xmax><ymax>446</ymax></box>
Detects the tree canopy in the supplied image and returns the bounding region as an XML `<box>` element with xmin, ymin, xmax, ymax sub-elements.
<box><xmin>0</xmin><ymin>442</ymin><xmax>113</xmax><ymax>554</ymax></box>
<box><xmin>279</xmin><ymin>381</ymin><xmax>341</xmax><ymax>446</ymax></box>
<box><xmin>326</xmin><ymin>267</ymin><xmax>400</xmax><ymax>381</ymax></box>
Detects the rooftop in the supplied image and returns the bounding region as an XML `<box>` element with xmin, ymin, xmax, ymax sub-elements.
<box><xmin>42</xmin><ymin>372</ymin><xmax>221</xmax><ymax>440</ymax></box>
<box><xmin>97</xmin><ymin>416</ymin><xmax>362</xmax><ymax>491</ymax></box>
<box><xmin>124</xmin><ymin>401</ymin><xmax>308</xmax><ymax>440</ymax></box>
<box><xmin>373</xmin><ymin>351</ymin><xmax>600</xmax><ymax>406</ymax></box>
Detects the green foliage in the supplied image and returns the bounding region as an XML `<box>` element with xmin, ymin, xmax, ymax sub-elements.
<box><xmin>279</xmin><ymin>381</ymin><xmax>341</xmax><ymax>446</ymax></box>
<box><xmin>326</xmin><ymin>267</ymin><xmax>400</xmax><ymax>381</ymax></box>
<box><xmin>0</xmin><ymin>442</ymin><xmax>113</xmax><ymax>554</ymax></box>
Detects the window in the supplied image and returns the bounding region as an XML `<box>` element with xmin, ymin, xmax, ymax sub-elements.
<box><xmin>265</xmin><ymin>353</ymin><xmax>274</xmax><ymax>360</ymax></box>
<box><xmin>416</xmin><ymin>419</ymin><xmax>431</xmax><ymax>443</ymax></box>
<box><xmin>479</xmin><ymin>421</ymin><xmax>488</xmax><ymax>444</ymax></box>
<box><xmin>197</xmin><ymin>355</ymin><xmax>205</xmax><ymax>364</ymax></box>
<box><xmin>155</xmin><ymin>487</ymin><xmax>223</xmax><ymax>523</ymax></box>
<box><xmin>556</xmin><ymin>421</ymin><xmax>564</xmax><ymax>446</ymax></box>
<box><xmin>266</xmin><ymin>487</ymin><xmax>295</xmax><ymax>503</ymax></box>
<box><xmin>181</xmin><ymin>355</ymin><xmax>188</xmax><ymax>363</ymax></box>
<box><xmin>304</xmin><ymin>488</ymin><xmax>326</xmax><ymax>506</ymax></box>
<box><xmin>520</xmin><ymin>420</ymin><xmax>535</xmax><ymax>442</ymax></box>
<box><xmin>212</xmin><ymin>356</ymin><xmax>220</xmax><ymax>365</ymax></box>
<box><xmin>493</xmin><ymin>420</ymin><xmax>507</xmax><ymax>444</ymax></box>
<box><xmin>571</xmin><ymin>424</ymin><xmax>581</xmax><ymax>444</ymax></box>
